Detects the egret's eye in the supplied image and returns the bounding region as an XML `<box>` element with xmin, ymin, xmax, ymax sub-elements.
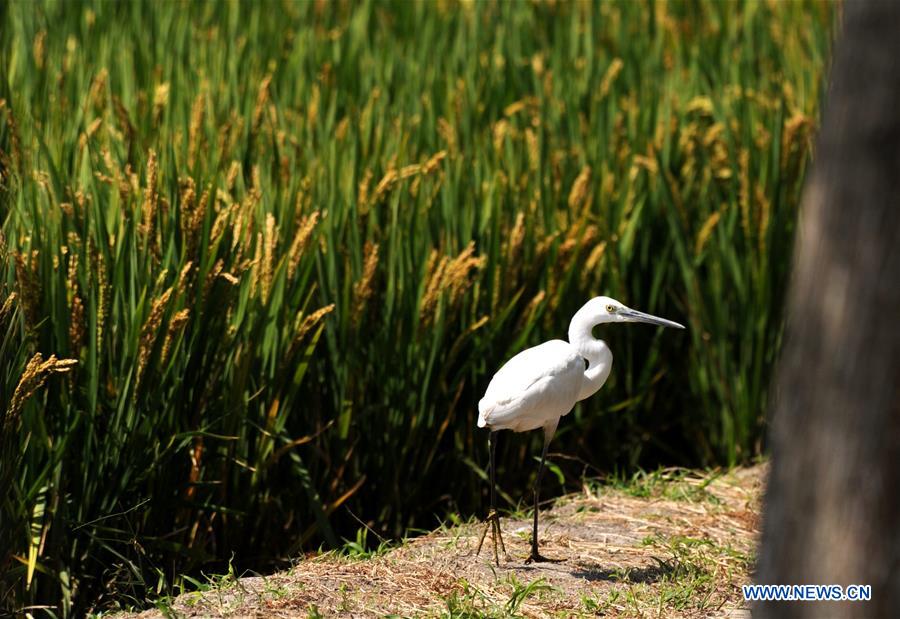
<box><xmin>606</xmin><ymin>304</ymin><xmax>617</xmax><ymax>313</ymax></box>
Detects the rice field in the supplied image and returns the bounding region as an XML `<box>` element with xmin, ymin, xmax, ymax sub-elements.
<box><xmin>0</xmin><ymin>0</ymin><xmax>834</xmax><ymax>615</ymax></box>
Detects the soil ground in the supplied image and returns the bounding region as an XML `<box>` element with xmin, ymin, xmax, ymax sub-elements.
<box><xmin>129</xmin><ymin>465</ymin><xmax>765</xmax><ymax>618</ymax></box>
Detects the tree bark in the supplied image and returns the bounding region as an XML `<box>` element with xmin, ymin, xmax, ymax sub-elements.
<box><xmin>756</xmin><ymin>2</ymin><xmax>900</xmax><ymax>617</ymax></box>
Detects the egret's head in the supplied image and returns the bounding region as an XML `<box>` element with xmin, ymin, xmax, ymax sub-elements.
<box><xmin>588</xmin><ymin>296</ymin><xmax>685</xmax><ymax>329</ymax></box>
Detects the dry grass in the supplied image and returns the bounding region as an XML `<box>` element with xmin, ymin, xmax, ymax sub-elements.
<box><xmin>128</xmin><ymin>465</ymin><xmax>764</xmax><ymax>618</ymax></box>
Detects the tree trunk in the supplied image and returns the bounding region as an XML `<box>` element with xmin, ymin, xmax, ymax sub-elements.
<box><xmin>756</xmin><ymin>2</ymin><xmax>900</xmax><ymax>617</ymax></box>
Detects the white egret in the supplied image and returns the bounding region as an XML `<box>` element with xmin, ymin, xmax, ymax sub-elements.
<box><xmin>474</xmin><ymin>296</ymin><xmax>684</xmax><ymax>564</ymax></box>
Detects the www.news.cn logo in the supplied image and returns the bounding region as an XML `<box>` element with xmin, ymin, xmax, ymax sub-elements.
<box><xmin>743</xmin><ymin>584</ymin><xmax>872</xmax><ymax>602</ymax></box>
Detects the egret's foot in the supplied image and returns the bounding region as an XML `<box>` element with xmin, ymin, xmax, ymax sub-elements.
<box><xmin>474</xmin><ymin>510</ymin><xmax>509</xmax><ymax>565</ymax></box>
<box><xmin>525</xmin><ymin>549</ymin><xmax>564</xmax><ymax>564</ymax></box>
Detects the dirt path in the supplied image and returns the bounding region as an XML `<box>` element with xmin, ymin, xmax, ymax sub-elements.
<box><xmin>132</xmin><ymin>465</ymin><xmax>764</xmax><ymax>618</ymax></box>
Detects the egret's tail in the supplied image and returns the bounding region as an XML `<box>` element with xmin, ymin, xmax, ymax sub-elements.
<box><xmin>477</xmin><ymin>398</ymin><xmax>490</xmax><ymax>428</ymax></box>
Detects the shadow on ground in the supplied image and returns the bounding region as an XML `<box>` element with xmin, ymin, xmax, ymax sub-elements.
<box><xmin>570</xmin><ymin>559</ymin><xmax>675</xmax><ymax>584</ymax></box>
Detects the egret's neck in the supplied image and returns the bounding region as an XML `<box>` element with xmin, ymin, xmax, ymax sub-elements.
<box><xmin>568</xmin><ymin>306</ymin><xmax>613</xmax><ymax>401</ymax></box>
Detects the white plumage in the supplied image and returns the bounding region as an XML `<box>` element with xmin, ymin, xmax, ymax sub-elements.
<box><xmin>474</xmin><ymin>295</ymin><xmax>683</xmax><ymax>564</ymax></box>
<box><xmin>478</xmin><ymin>340</ymin><xmax>584</xmax><ymax>433</ymax></box>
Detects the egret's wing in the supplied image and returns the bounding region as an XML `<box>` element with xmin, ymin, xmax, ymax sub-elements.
<box><xmin>478</xmin><ymin>340</ymin><xmax>584</xmax><ymax>432</ymax></box>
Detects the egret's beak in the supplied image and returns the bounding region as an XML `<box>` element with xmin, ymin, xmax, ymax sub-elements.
<box><xmin>621</xmin><ymin>307</ymin><xmax>685</xmax><ymax>329</ymax></box>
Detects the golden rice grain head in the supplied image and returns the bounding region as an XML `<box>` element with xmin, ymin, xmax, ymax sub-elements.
<box><xmin>372</xmin><ymin>169</ymin><xmax>399</xmax><ymax>204</ymax></box>
<box><xmin>695</xmin><ymin>211</ymin><xmax>721</xmax><ymax>255</ymax></box>
<box><xmin>599</xmin><ymin>58</ymin><xmax>623</xmax><ymax>100</ymax></box>
<box><xmin>524</xmin><ymin>290</ymin><xmax>546</xmax><ymax>317</ymax></box>
<box><xmin>398</xmin><ymin>164</ymin><xmax>421</xmax><ymax>180</ymax></box>
<box><xmin>443</xmin><ymin>242</ymin><xmax>485</xmax><ymax>306</ymax></box>
<box><xmin>632</xmin><ymin>154</ymin><xmax>658</xmax><ymax>175</ymax></box>
<box><xmin>250</xmin><ymin>165</ymin><xmax>262</xmax><ymax>193</ymax></box>
<box><xmin>5</xmin><ymin>354</ymin><xmax>78</xmax><ymax>431</ymax></box>
<box><xmin>423</xmin><ymin>150</ymin><xmax>447</xmax><ymax>175</ymax></box>
<box><xmin>252</xmin><ymin>75</ymin><xmax>273</xmax><ymax>135</ymax></box>
<box><xmin>584</xmin><ymin>241</ymin><xmax>607</xmax><ymax>272</ymax></box>
<box><xmin>88</xmin><ymin>68</ymin><xmax>109</xmax><ymax>111</ymax></box>
<box><xmin>161</xmin><ymin>308</ymin><xmax>191</xmax><ymax>363</ymax></box>
<box><xmin>178</xmin><ymin>177</ymin><xmax>197</xmax><ymax>241</ymax></box>
<box><xmin>685</xmin><ymin>96</ymin><xmax>714</xmax><ymax>117</ymax></box>
<box><xmin>69</xmin><ymin>294</ymin><xmax>85</xmax><ymax>353</ymax></box>
<box><xmin>437</xmin><ymin>118</ymin><xmax>457</xmax><ymax>152</ymax></box>
<box><xmin>525</xmin><ymin>128</ymin><xmax>540</xmax><ymax>171</ymax></box>
<box><xmin>419</xmin><ymin>253</ymin><xmax>449</xmax><ymax>325</ymax></box>
<box><xmin>66</xmin><ymin>253</ymin><xmax>79</xmax><ymax>297</ymax></box>
<box><xmin>294</xmin><ymin>303</ymin><xmax>335</xmax><ymax>344</ymax></box>
<box><xmin>249</xmin><ymin>232</ymin><xmax>263</xmax><ymax>299</ymax></box>
<box><xmin>203</xmin><ymin>260</ymin><xmax>224</xmax><ymax>298</ymax></box>
<box><xmin>492</xmin><ymin>119</ymin><xmax>510</xmax><ymax>154</ymax></box>
<box><xmin>141</xmin><ymin>150</ymin><xmax>159</xmax><ymax>239</ymax></box>
<box><xmin>580</xmin><ymin>224</ymin><xmax>599</xmax><ymax>249</ymax></box>
<box><xmin>261</xmin><ymin>214</ymin><xmax>278</xmax><ymax>300</ymax></box>
<box><xmin>0</xmin><ymin>292</ymin><xmax>18</xmax><ymax>326</ymax></box>
<box><xmin>351</xmin><ymin>242</ymin><xmax>379</xmax><ymax>326</ymax></box>
<box><xmin>357</xmin><ymin>169</ymin><xmax>373</xmax><ymax>214</ymax></box>
<box><xmin>51</xmin><ymin>355</ymin><xmax>79</xmax><ymax>370</ymax></box>
<box><xmin>32</xmin><ymin>30</ymin><xmax>46</xmax><ymax>69</ymax></box>
<box><xmin>307</xmin><ymin>83</ymin><xmax>320</xmax><ymax>128</ymax></box>
<box><xmin>126</xmin><ymin>163</ymin><xmax>140</xmax><ymax>197</ymax></box>
<box><xmin>8</xmin><ymin>355</ymin><xmax>46</xmax><ymax>422</ymax></box>
<box><xmin>95</xmin><ymin>255</ymin><xmax>108</xmax><ymax>351</ymax></box>
<box><xmin>152</xmin><ymin>83</ymin><xmax>170</xmax><ymax>125</ymax></box>
<box><xmin>230</xmin><ymin>214</ymin><xmax>244</xmax><ymax>253</ymax></box>
<box><xmin>335</xmin><ymin>116</ymin><xmax>350</xmax><ymax>141</ymax></box>
<box><xmin>536</xmin><ymin>231</ymin><xmax>561</xmax><ymax>260</ymax></box>
<box><xmin>781</xmin><ymin>112</ymin><xmax>813</xmax><ymax>168</ymax></box>
<box><xmin>188</xmin><ymin>89</ymin><xmax>206</xmax><ymax>168</ymax></box>
<box><xmin>176</xmin><ymin>261</ymin><xmax>194</xmax><ymax>294</ymax></box>
<box><xmin>112</xmin><ymin>96</ymin><xmax>136</xmax><ymax>144</ymax></box>
<box><xmin>85</xmin><ymin>118</ymin><xmax>103</xmax><ymax>142</ymax></box>
<box><xmin>422</xmin><ymin>248</ymin><xmax>439</xmax><ymax>285</ymax></box>
<box><xmin>503</xmin><ymin>99</ymin><xmax>527</xmax><ymax>117</ymax></box>
<box><xmin>136</xmin><ymin>286</ymin><xmax>174</xmax><ymax>388</ymax></box>
<box><xmin>568</xmin><ymin>165</ymin><xmax>592</xmax><ymax>210</ymax></box>
<box><xmin>219</xmin><ymin>272</ymin><xmax>239</xmax><ymax>286</ymax></box>
<box><xmin>531</xmin><ymin>53</ymin><xmax>545</xmax><ymax>76</ymax></box>
<box><xmin>226</xmin><ymin>160</ymin><xmax>241</xmax><ymax>192</ymax></box>
<box><xmin>100</xmin><ymin>149</ymin><xmax>131</xmax><ymax>203</ymax></box>
<box><xmin>558</xmin><ymin>237</ymin><xmax>577</xmax><ymax>258</ymax></box>
<box><xmin>288</xmin><ymin>210</ymin><xmax>320</xmax><ymax>280</ymax></box>
<box><xmin>210</xmin><ymin>200</ymin><xmax>234</xmax><ymax>245</ymax></box>
<box><xmin>507</xmin><ymin>211</ymin><xmax>526</xmax><ymax>263</ymax></box>
<box><xmin>189</xmin><ymin>187</ymin><xmax>210</xmax><ymax>245</ymax></box>
<box><xmin>3</xmin><ymin>100</ymin><xmax>23</xmax><ymax>172</ymax></box>
<box><xmin>13</xmin><ymin>251</ymin><xmax>39</xmax><ymax>327</ymax></box>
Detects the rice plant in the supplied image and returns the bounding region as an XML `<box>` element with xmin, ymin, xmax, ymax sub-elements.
<box><xmin>0</xmin><ymin>0</ymin><xmax>834</xmax><ymax>614</ymax></box>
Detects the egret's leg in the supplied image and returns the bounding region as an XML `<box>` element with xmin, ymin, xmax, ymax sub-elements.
<box><xmin>475</xmin><ymin>431</ymin><xmax>507</xmax><ymax>564</ymax></box>
<box><xmin>490</xmin><ymin>431</ymin><xmax>508</xmax><ymax>560</ymax></box>
<box><xmin>526</xmin><ymin>423</ymin><xmax>561</xmax><ymax>564</ymax></box>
